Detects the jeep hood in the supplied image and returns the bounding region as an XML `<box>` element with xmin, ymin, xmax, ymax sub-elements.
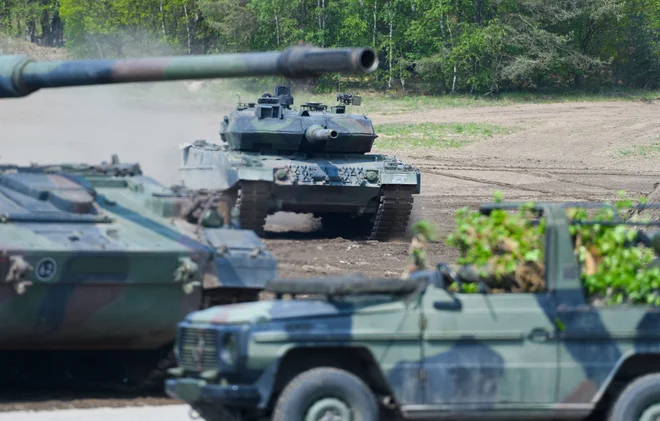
<box><xmin>184</xmin><ymin>297</ymin><xmax>407</xmax><ymax>325</ymax></box>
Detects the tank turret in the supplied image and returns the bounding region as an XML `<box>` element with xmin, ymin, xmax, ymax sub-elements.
<box><xmin>180</xmin><ymin>82</ymin><xmax>422</xmax><ymax>241</ymax></box>
<box><xmin>0</xmin><ymin>45</ymin><xmax>378</xmax><ymax>98</ymax></box>
<box><xmin>217</xmin><ymin>84</ymin><xmax>378</xmax><ymax>154</ymax></box>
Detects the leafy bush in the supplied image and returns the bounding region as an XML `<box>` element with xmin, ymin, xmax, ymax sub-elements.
<box><xmin>567</xmin><ymin>196</ymin><xmax>660</xmax><ymax>306</ymax></box>
<box><xmin>445</xmin><ymin>191</ymin><xmax>546</xmax><ymax>293</ymax></box>
<box><xmin>444</xmin><ymin>191</ymin><xmax>660</xmax><ymax>304</ymax></box>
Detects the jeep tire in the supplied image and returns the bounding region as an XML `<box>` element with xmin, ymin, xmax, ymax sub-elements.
<box><xmin>608</xmin><ymin>373</ymin><xmax>660</xmax><ymax>421</ymax></box>
<box><xmin>272</xmin><ymin>367</ymin><xmax>379</xmax><ymax>421</ymax></box>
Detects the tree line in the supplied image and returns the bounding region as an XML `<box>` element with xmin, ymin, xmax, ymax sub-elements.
<box><xmin>2</xmin><ymin>0</ymin><xmax>659</xmax><ymax>93</ymax></box>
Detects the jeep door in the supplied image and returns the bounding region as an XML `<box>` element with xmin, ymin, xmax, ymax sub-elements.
<box><xmin>417</xmin><ymin>286</ymin><xmax>559</xmax><ymax>411</ymax></box>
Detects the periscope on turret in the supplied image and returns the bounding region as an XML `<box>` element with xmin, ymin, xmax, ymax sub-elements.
<box><xmin>0</xmin><ymin>45</ymin><xmax>378</xmax><ymax>98</ymax></box>
<box><xmin>179</xmin><ymin>85</ymin><xmax>421</xmax><ymax>240</ymax></box>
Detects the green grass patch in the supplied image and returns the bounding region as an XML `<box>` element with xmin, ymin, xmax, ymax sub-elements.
<box><xmin>321</xmin><ymin>89</ymin><xmax>660</xmax><ymax>115</ymax></box>
<box><xmin>616</xmin><ymin>141</ymin><xmax>660</xmax><ymax>158</ymax></box>
<box><xmin>373</xmin><ymin>122</ymin><xmax>512</xmax><ymax>149</ymax></box>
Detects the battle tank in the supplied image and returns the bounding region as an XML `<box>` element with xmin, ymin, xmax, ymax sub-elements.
<box><xmin>0</xmin><ymin>45</ymin><xmax>378</xmax><ymax>390</ymax></box>
<box><xmin>178</xmin><ymin>85</ymin><xmax>420</xmax><ymax>240</ymax></box>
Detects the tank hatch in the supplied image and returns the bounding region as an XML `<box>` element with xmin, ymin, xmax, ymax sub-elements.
<box><xmin>0</xmin><ymin>173</ymin><xmax>96</xmax><ymax>214</ymax></box>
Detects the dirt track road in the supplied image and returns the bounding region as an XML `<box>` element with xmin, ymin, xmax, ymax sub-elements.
<box><xmin>1</xmin><ymin>85</ymin><xmax>658</xmax><ymax>411</ymax></box>
<box><xmin>263</xmin><ymin>98</ymin><xmax>660</xmax><ymax>279</ymax></box>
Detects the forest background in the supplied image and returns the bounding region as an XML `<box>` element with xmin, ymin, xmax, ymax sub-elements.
<box><xmin>1</xmin><ymin>0</ymin><xmax>660</xmax><ymax>95</ymax></box>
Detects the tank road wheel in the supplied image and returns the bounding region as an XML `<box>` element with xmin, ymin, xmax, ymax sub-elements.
<box><xmin>369</xmin><ymin>185</ymin><xmax>415</xmax><ymax>241</ymax></box>
<box><xmin>272</xmin><ymin>367</ymin><xmax>379</xmax><ymax>421</ymax></box>
<box><xmin>608</xmin><ymin>373</ymin><xmax>660</xmax><ymax>421</ymax></box>
<box><xmin>235</xmin><ymin>181</ymin><xmax>271</xmax><ymax>236</ymax></box>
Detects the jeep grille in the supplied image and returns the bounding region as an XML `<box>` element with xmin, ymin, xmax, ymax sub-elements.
<box><xmin>179</xmin><ymin>326</ymin><xmax>218</xmax><ymax>372</ymax></box>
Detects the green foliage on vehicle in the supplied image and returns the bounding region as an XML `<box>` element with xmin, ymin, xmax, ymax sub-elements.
<box><xmin>444</xmin><ymin>191</ymin><xmax>660</xmax><ymax>304</ymax></box>
<box><xmin>445</xmin><ymin>191</ymin><xmax>546</xmax><ymax>293</ymax></box>
<box><xmin>567</xmin><ymin>194</ymin><xmax>660</xmax><ymax>306</ymax></box>
<box><xmin>403</xmin><ymin>220</ymin><xmax>438</xmax><ymax>277</ymax></box>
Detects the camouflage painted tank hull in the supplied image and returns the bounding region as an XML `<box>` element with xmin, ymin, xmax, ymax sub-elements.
<box><xmin>0</xmin><ymin>158</ymin><xmax>277</xmax><ymax>389</ymax></box>
<box><xmin>179</xmin><ymin>140</ymin><xmax>421</xmax><ymax>239</ymax></box>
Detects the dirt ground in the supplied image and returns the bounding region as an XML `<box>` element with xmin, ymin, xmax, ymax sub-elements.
<box><xmin>0</xmin><ymin>83</ymin><xmax>658</xmax><ymax>410</ymax></box>
<box><xmin>263</xmin><ymin>97</ymin><xmax>660</xmax><ymax>279</ymax></box>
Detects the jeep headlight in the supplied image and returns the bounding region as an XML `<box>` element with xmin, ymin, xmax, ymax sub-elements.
<box><xmin>219</xmin><ymin>332</ymin><xmax>238</xmax><ymax>366</ymax></box>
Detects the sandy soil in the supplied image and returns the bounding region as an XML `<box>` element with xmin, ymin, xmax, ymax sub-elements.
<box><xmin>0</xmin><ymin>83</ymin><xmax>658</xmax><ymax>410</ymax></box>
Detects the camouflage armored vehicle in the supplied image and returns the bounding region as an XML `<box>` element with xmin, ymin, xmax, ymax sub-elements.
<box><xmin>0</xmin><ymin>45</ymin><xmax>377</xmax><ymax>389</ymax></box>
<box><xmin>178</xmin><ymin>85</ymin><xmax>421</xmax><ymax>240</ymax></box>
<box><xmin>166</xmin><ymin>201</ymin><xmax>660</xmax><ymax>421</ymax></box>
<box><xmin>0</xmin><ymin>156</ymin><xmax>278</xmax><ymax>389</ymax></box>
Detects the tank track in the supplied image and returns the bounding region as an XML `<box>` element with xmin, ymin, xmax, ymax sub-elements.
<box><xmin>368</xmin><ymin>185</ymin><xmax>415</xmax><ymax>241</ymax></box>
<box><xmin>235</xmin><ymin>181</ymin><xmax>271</xmax><ymax>236</ymax></box>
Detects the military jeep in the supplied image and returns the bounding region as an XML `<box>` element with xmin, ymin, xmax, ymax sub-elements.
<box><xmin>166</xmin><ymin>202</ymin><xmax>660</xmax><ymax>421</ymax></box>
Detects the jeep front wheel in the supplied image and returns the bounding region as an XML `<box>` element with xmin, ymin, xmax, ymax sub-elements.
<box><xmin>272</xmin><ymin>367</ymin><xmax>379</xmax><ymax>421</ymax></box>
<box><xmin>608</xmin><ymin>373</ymin><xmax>660</xmax><ymax>421</ymax></box>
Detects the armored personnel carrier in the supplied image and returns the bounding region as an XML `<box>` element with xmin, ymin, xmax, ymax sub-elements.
<box><xmin>0</xmin><ymin>45</ymin><xmax>377</xmax><ymax>389</ymax></box>
<box><xmin>0</xmin><ymin>156</ymin><xmax>278</xmax><ymax>389</ymax></box>
<box><xmin>178</xmin><ymin>85</ymin><xmax>420</xmax><ymax>240</ymax></box>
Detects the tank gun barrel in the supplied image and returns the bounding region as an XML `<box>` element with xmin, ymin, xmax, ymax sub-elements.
<box><xmin>0</xmin><ymin>45</ymin><xmax>378</xmax><ymax>99</ymax></box>
<box><xmin>305</xmin><ymin>125</ymin><xmax>338</xmax><ymax>143</ymax></box>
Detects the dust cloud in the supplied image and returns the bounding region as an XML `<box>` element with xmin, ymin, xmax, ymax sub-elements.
<box><xmin>265</xmin><ymin>212</ymin><xmax>322</xmax><ymax>233</ymax></box>
<box><xmin>0</xmin><ymin>82</ymin><xmax>232</xmax><ymax>187</ymax></box>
